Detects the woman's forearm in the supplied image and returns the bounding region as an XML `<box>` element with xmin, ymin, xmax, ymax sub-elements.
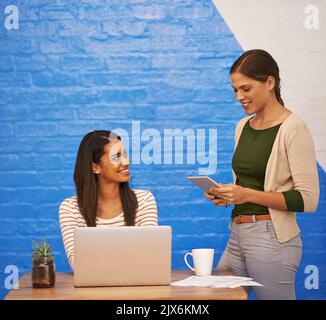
<box><xmin>245</xmin><ymin>188</ymin><xmax>288</xmax><ymax>211</ymax></box>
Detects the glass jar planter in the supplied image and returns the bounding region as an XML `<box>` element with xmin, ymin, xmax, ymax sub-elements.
<box><xmin>31</xmin><ymin>256</ymin><xmax>56</xmax><ymax>288</ymax></box>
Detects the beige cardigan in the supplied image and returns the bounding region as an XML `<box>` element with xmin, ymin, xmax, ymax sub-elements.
<box><xmin>233</xmin><ymin>113</ymin><xmax>319</xmax><ymax>243</ymax></box>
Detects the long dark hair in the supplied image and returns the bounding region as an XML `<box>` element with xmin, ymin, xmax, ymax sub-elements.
<box><xmin>230</xmin><ymin>49</ymin><xmax>284</xmax><ymax>106</ymax></box>
<box><xmin>73</xmin><ymin>130</ymin><xmax>138</xmax><ymax>227</ymax></box>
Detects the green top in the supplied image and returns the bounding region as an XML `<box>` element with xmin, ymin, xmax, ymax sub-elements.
<box><xmin>231</xmin><ymin>118</ymin><xmax>304</xmax><ymax>218</ymax></box>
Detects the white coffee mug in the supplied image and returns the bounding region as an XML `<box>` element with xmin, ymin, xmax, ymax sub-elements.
<box><xmin>184</xmin><ymin>248</ymin><xmax>215</xmax><ymax>276</ymax></box>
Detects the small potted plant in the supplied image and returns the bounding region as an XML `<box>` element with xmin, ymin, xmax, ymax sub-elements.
<box><xmin>31</xmin><ymin>239</ymin><xmax>56</xmax><ymax>288</ymax></box>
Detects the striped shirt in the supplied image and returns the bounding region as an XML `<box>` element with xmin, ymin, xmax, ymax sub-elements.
<box><xmin>59</xmin><ymin>189</ymin><xmax>158</xmax><ymax>269</ymax></box>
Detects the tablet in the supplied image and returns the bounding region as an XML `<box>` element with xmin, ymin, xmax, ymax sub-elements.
<box><xmin>187</xmin><ymin>176</ymin><xmax>222</xmax><ymax>197</ymax></box>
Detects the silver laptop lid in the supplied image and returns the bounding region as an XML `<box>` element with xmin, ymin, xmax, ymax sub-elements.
<box><xmin>73</xmin><ymin>226</ymin><xmax>171</xmax><ymax>287</ymax></box>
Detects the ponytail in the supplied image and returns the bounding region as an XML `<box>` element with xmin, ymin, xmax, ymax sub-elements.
<box><xmin>274</xmin><ymin>79</ymin><xmax>284</xmax><ymax>106</ymax></box>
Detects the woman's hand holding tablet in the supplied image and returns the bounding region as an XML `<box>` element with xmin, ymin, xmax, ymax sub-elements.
<box><xmin>187</xmin><ymin>176</ymin><xmax>230</xmax><ymax>207</ymax></box>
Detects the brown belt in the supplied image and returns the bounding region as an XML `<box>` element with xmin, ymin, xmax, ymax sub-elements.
<box><xmin>233</xmin><ymin>214</ymin><xmax>272</xmax><ymax>224</ymax></box>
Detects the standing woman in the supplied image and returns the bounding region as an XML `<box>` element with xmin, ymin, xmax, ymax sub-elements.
<box><xmin>205</xmin><ymin>49</ymin><xmax>319</xmax><ymax>299</ymax></box>
<box><xmin>59</xmin><ymin>130</ymin><xmax>158</xmax><ymax>269</ymax></box>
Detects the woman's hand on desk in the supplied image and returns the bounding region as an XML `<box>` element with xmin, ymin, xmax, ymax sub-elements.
<box><xmin>208</xmin><ymin>184</ymin><xmax>249</xmax><ymax>205</ymax></box>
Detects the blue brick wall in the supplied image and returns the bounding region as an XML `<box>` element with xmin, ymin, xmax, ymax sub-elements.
<box><xmin>0</xmin><ymin>0</ymin><xmax>325</xmax><ymax>300</ymax></box>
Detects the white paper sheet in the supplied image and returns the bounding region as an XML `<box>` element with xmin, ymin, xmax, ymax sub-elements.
<box><xmin>171</xmin><ymin>275</ymin><xmax>263</xmax><ymax>288</ymax></box>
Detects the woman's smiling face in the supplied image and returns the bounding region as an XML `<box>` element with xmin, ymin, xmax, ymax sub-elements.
<box><xmin>231</xmin><ymin>71</ymin><xmax>275</xmax><ymax>115</ymax></box>
<box><xmin>92</xmin><ymin>140</ymin><xmax>130</xmax><ymax>183</ymax></box>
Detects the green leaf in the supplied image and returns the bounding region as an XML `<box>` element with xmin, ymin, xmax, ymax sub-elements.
<box><xmin>31</xmin><ymin>239</ymin><xmax>54</xmax><ymax>257</ymax></box>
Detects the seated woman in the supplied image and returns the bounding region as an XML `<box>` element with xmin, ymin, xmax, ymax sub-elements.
<box><xmin>59</xmin><ymin>130</ymin><xmax>158</xmax><ymax>269</ymax></box>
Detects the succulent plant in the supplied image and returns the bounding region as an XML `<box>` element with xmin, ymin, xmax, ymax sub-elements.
<box><xmin>31</xmin><ymin>239</ymin><xmax>54</xmax><ymax>257</ymax></box>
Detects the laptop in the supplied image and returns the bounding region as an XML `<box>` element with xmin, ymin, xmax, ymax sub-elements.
<box><xmin>73</xmin><ymin>226</ymin><xmax>172</xmax><ymax>287</ymax></box>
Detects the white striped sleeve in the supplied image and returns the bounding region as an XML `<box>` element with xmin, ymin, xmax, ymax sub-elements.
<box><xmin>136</xmin><ymin>191</ymin><xmax>158</xmax><ymax>226</ymax></box>
<box><xmin>59</xmin><ymin>199</ymin><xmax>78</xmax><ymax>270</ymax></box>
